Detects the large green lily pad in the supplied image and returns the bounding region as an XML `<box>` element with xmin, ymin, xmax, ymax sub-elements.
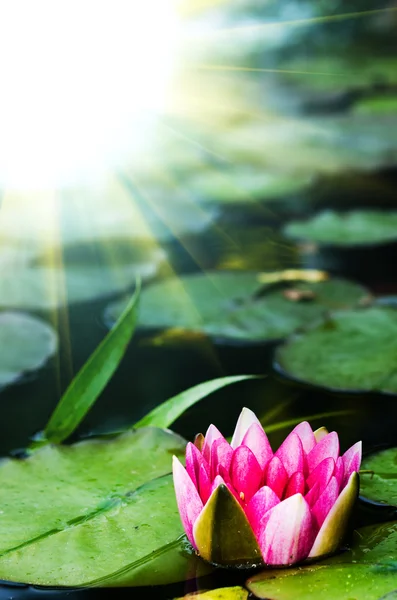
<box><xmin>0</xmin><ymin>427</ymin><xmax>207</xmax><ymax>587</ymax></box>
<box><xmin>247</xmin><ymin>520</ymin><xmax>397</xmax><ymax>599</ymax></box>
<box><xmin>187</xmin><ymin>168</ymin><xmax>311</xmax><ymax>204</ymax></box>
<box><xmin>0</xmin><ymin>311</ymin><xmax>57</xmax><ymax>387</ymax></box>
<box><xmin>275</xmin><ymin>306</ymin><xmax>397</xmax><ymax>394</ymax></box>
<box><xmin>283</xmin><ymin>210</ymin><xmax>397</xmax><ymax>246</ymax></box>
<box><xmin>176</xmin><ymin>587</ymin><xmax>248</xmax><ymax>600</ymax></box>
<box><xmin>106</xmin><ymin>272</ymin><xmax>368</xmax><ymax>343</ymax></box>
<box><xmin>360</xmin><ymin>448</ymin><xmax>397</xmax><ymax>508</ymax></box>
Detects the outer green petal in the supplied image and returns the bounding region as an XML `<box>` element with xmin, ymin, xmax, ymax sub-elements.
<box><xmin>309</xmin><ymin>472</ymin><xmax>359</xmax><ymax>558</ymax></box>
<box><xmin>193</xmin><ymin>484</ymin><xmax>262</xmax><ymax>567</ymax></box>
<box><xmin>313</xmin><ymin>427</ymin><xmax>329</xmax><ymax>443</ymax></box>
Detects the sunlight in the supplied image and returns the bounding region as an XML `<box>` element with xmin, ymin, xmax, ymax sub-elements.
<box><xmin>0</xmin><ymin>0</ymin><xmax>180</xmax><ymax>188</ymax></box>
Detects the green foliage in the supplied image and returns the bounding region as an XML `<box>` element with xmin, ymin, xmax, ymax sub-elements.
<box><xmin>41</xmin><ymin>284</ymin><xmax>140</xmax><ymax>445</ymax></box>
<box><xmin>284</xmin><ymin>210</ymin><xmax>397</xmax><ymax>246</ymax></box>
<box><xmin>134</xmin><ymin>375</ymin><xmax>258</xmax><ymax>429</ymax></box>
<box><xmin>175</xmin><ymin>587</ymin><xmax>248</xmax><ymax>600</ymax></box>
<box><xmin>276</xmin><ymin>307</ymin><xmax>397</xmax><ymax>393</ymax></box>
<box><xmin>361</xmin><ymin>448</ymin><xmax>397</xmax><ymax>507</ymax></box>
<box><xmin>107</xmin><ymin>272</ymin><xmax>368</xmax><ymax>343</ymax></box>
<box><xmin>0</xmin><ymin>311</ymin><xmax>57</xmax><ymax>387</ymax></box>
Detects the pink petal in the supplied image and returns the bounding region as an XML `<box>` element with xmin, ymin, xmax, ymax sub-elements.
<box><xmin>198</xmin><ymin>463</ymin><xmax>211</xmax><ymax>504</ymax></box>
<box><xmin>275</xmin><ymin>432</ymin><xmax>305</xmax><ymax>477</ymax></box>
<box><xmin>307</xmin><ymin>432</ymin><xmax>339</xmax><ymax>474</ymax></box>
<box><xmin>284</xmin><ymin>471</ymin><xmax>306</xmax><ymax>499</ymax></box>
<box><xmin>306</xmin><ymin>457</ymin><xmax>335</xmax><ymax>491</ymax></box>
<box><xmin>210</xmin><ymin>437</ymin><xmax>233</xmax><ymax>480</ymax></box>
<box><xmin>185</xmin><ymin>442</ymin><xmax>209</xmax><ymax>488</ymax></box>
<box><xmin>230</xmin><ymin>445</ymin><xmax>263</xmax><ymax>503</ymax></box>
<box><xmin>342</xmin><ymin>441</ymin><xmax>362</xmax><ymax>487</ymax></box>
<box><xmin>259</xmin><ymin>494</ymin><xmax>316</xmax><ymax>565</ymax></box>
<box><xmin>242</xmin><ymin>423</ymin><xmax>273</xmax><ymax>470</ymax></box>
<box><xmin>231</xmin><ymin>407</ymin><xmax>262</xmax><ymax>449</ymax></box>
<box><xmin>312</xmin><ymin>476</ymin><xmax>339</xmax><ymax>529</ymax></box>
<box><xmin>245</xmin><ymin>486</ymin><xmax>280</xmax><ymax>539</ymax></box>
<box><xmin>305</xmin><ymin>481</ymin><xmax>321</xmax><ymax>508</ymax></box>
<box><xmin>334</xmin><ymin>457</ymin><xmax>344</xmax><ymax>491</ymax></box>
<box><xmin>292</xmin><ymin>421</ymin><xmax>316</xmax><ymax>454</ymax></box>
<box><xmin>172</xmin><ymin>456</ymin><xmax>203</xmax><ymax>549</ymax></box>
<box><xmin>265</xmin><ymin>456</ymin><xmax>289</xmax><ymax>499</ymax></box>
<box><xmin>202</xmin><ymin>424</ymin><xmax>223</xmax><ymax>462</ymax></box>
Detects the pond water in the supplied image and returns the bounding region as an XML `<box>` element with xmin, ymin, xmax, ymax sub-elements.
<box><xmin>0</xmin><ymin>1</ymin><xmax>397</xmax><ymax>599</ymax></box>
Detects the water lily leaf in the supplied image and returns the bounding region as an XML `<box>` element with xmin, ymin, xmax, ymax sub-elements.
<box><xmin>187</xmin><ymin>168</ymin><xmax>311</xmax><ymax>204</ymax></box>
<box><xmin>275</xmin><ymin>307</ymin><xmax>397</xmax><ymax>394</ymax></box>
<box><xmin>283</xmin><ymin>210</ymin><xmax>397</xmax><ymax>246</ymax></box>
<box><xmin>0</xmin><ymin>427</ymin><xmax>197</xmax><ymax>587</ymax></box>
<box><xmin>247</xmin><ymin>563</ymin><xmax>397</xmax><ymax>600</ymax></box>
<box><xmin>106</xmin><ymin>272</ymin><xmax>368</xmax><ymax>343</ymax></box>
<box><xmin>360</xmin><ymin>448</ymin><xmax>397</xmax><ymax>507</ymax></box>
<box><xmin>0</xmin><ymin>312</ymin><xmax>57</xmax><ymax>388</ymax></box>
<box><xmin>175</xmin><ymin>587</ymin><xmax>248</xmax><ymax>600</ymax></box>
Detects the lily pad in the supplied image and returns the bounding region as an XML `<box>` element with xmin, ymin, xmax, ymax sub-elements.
<box><xmin>360</xmin><ymin>448</ymin><xmax>397</xmax><ymax>508</ymax></box>
<box><xmin>106</xmin><ymin>272</ymin><xmax>368</xmax><ymax>343</ymax></box>
<box><xmin>275</xmin><ymin>307</ymin><xmax>397</xmax><ymax>394</ymax></box>
<box><xmin>187</xmin><ymin>168</ymin><xmax>311</xmax><ymax>204</ymax></box>
<box><xmin>0</xmin><ymin>427</ymin><xmax>203</xmax><ymax>587</ymax></box>
<box><xmin>175</xmin><ymin>587</ymin><xmax>248</xmax><ymax>600</ymax></box>
<box><xmin>283</xmin><ymin>210</ymin><xmax>397</xmax><ymax>246</ymax></box>
<box><xmin>247</xmin><ymin>519</ymin><xmax>397</xmax><ymax>599</ymax></box>
<box><xmin>0</xmin><ymin>264</ymin><xmax>144</xmax><ymax>310</ymax></box>
<box><xmin>0</xmin><ymin>311</ymin><xmax>57</xmax><ymax>387</ymax></box>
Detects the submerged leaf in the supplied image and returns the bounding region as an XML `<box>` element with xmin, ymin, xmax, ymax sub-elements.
<box><xmin>361</xmin><ymin>448</ymin><xmax>397</xmax><ymax>507</ymax></box>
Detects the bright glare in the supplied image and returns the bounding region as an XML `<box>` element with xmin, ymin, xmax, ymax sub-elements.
<box><xmin>0</xmin><ymin>1</ymin><xmax>180</xmax><ymax>188</ymax></box>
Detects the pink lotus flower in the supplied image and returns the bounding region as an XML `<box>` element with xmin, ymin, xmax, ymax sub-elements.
<box><xmin>172</xmin><ymin>408</ymin><xmax>361</xmax><ymax>567</ymax></box>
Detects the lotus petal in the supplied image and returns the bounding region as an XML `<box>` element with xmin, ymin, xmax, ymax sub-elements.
<box><xmin>210</xmin><ymin>437</ymin><xmax>233</xmax><ymax>480</ymax></box>
<box><xmin>265</xmin><ymin>456</ymin><xmax>289</xmax><ymax>499</ymax></box>
<box><xmin>186</xmin><ymin>442</ymin><xmax>209</xmax><ymax>488</ymax></box>
<box><xmin>245</xmin><ymin>486</ymin><xmax>280</xmax><ymax>539</ymax></box>
<box><xmin>173</xmin><ymin>456</ymin><xmax>203</xmax><ymax>548</ymax></box>
<box><xmin>311</xmin><ymin>476</ymin><xmax>339</xmax><ymax>529</ymax></box>
<box><xmin>307</xmin><ymin>432</ymin><xmax>339</xmax><ymax>474</ymax></box>
<box><xmin>334</xmin><ymin>456</ymin><xmax>344</xmax><ymax>490</ymax></box>
<box><xmin>230</xmin><ymin>445</ymin><xmax>263</xmax><ymax>503</ymax></box>
<box><xmin>231</xmin><ymin>407</ymin><xmax>262</xmax><ymax>449</ymax></box>
<box><xmin>342</xmin><ymin>441</ymin><xmax>362</xmax><ymax>486</ymax></box>
<box><xmin>309</xmin><ymin>472</ymin><xmax>359</xmax><ymax>558</ymax></box>
<box><xmin>306</xmin><ymin>457</ymin><xmax>335</xmax><ymax>491</ymax></box>
<box><xmin>193</xmin><ymin>483</ymin><xmax>262</xmax><ymax>566</ymax></box>
<box><xmin>202</xmin><ymin>424</ymin><xmax>224</xmax><ymax>462</ymax></box>
<box><xmin>292</xmin><ymin>421</ymin><xmax>316</xmax><ymax>454</ymax></box>
<box><xmin>198</xmin><ymin>463</ymin><xmax>211</xmax><ymax>504</ymax></box>
<box><xmin>284</xmin><ymin>471</ymin><xmax>306</xmax><ymax>499</ymax></box>
<box><xmin>242</xmin><ymin>423</ymin><xmax>273</xmax><ymax>470</ymax></box>
<box><xmin>259</xmin><ymin>494</ymin><xmax>315</xmax><ymax>565</ymax></box>
<box><xmin>275</xmin><ymin>432</ymin><xmax>305</xmax><ymax>477</ymax></box>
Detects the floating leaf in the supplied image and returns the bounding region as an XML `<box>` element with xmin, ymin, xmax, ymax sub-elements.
<box><xmin>0</xmin><ymin>427</ymin><xmax>198</xmax><ymax>587</ymax></box>
<box><xmin>188</xmin><ymin>168</ymin><xmax>311</xmax><ymax>204</ymax></box>
<box><xmin>106</xmin><ymin>272</ymin><xmax>368</xmax><ymax>343</ymax></box>
<box><xmin>41</xmin><ymin>285</ymin><xmax>139</xmax><ymax>445</ymax></box>
<box><xmin>283</xmin><ymin>210</ymin><xmax>397</xmax><ymax>246</ymax></box>
<box><xmin>275</xmin><ymin>307</ymin><xmax>397</xmax><ymax>394</ymax></box>
<box><xmin>247</xmin><ymin>563</ymin><xmax>397</xmax><ymax>600</ymax></box>
<box><xmin>361</xmin><ymin>448</ymin><xmax>397</xmax><ymax>507</ymax></box>
<box><xmin>175</xmin><ymin>587</ymin><xmax>248</xmax><ymax>600</ymax></box>
<box><xmin>0</xmin><ymin>312</ymin><xmax>57</xmax><ymax>388</ymax></box>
